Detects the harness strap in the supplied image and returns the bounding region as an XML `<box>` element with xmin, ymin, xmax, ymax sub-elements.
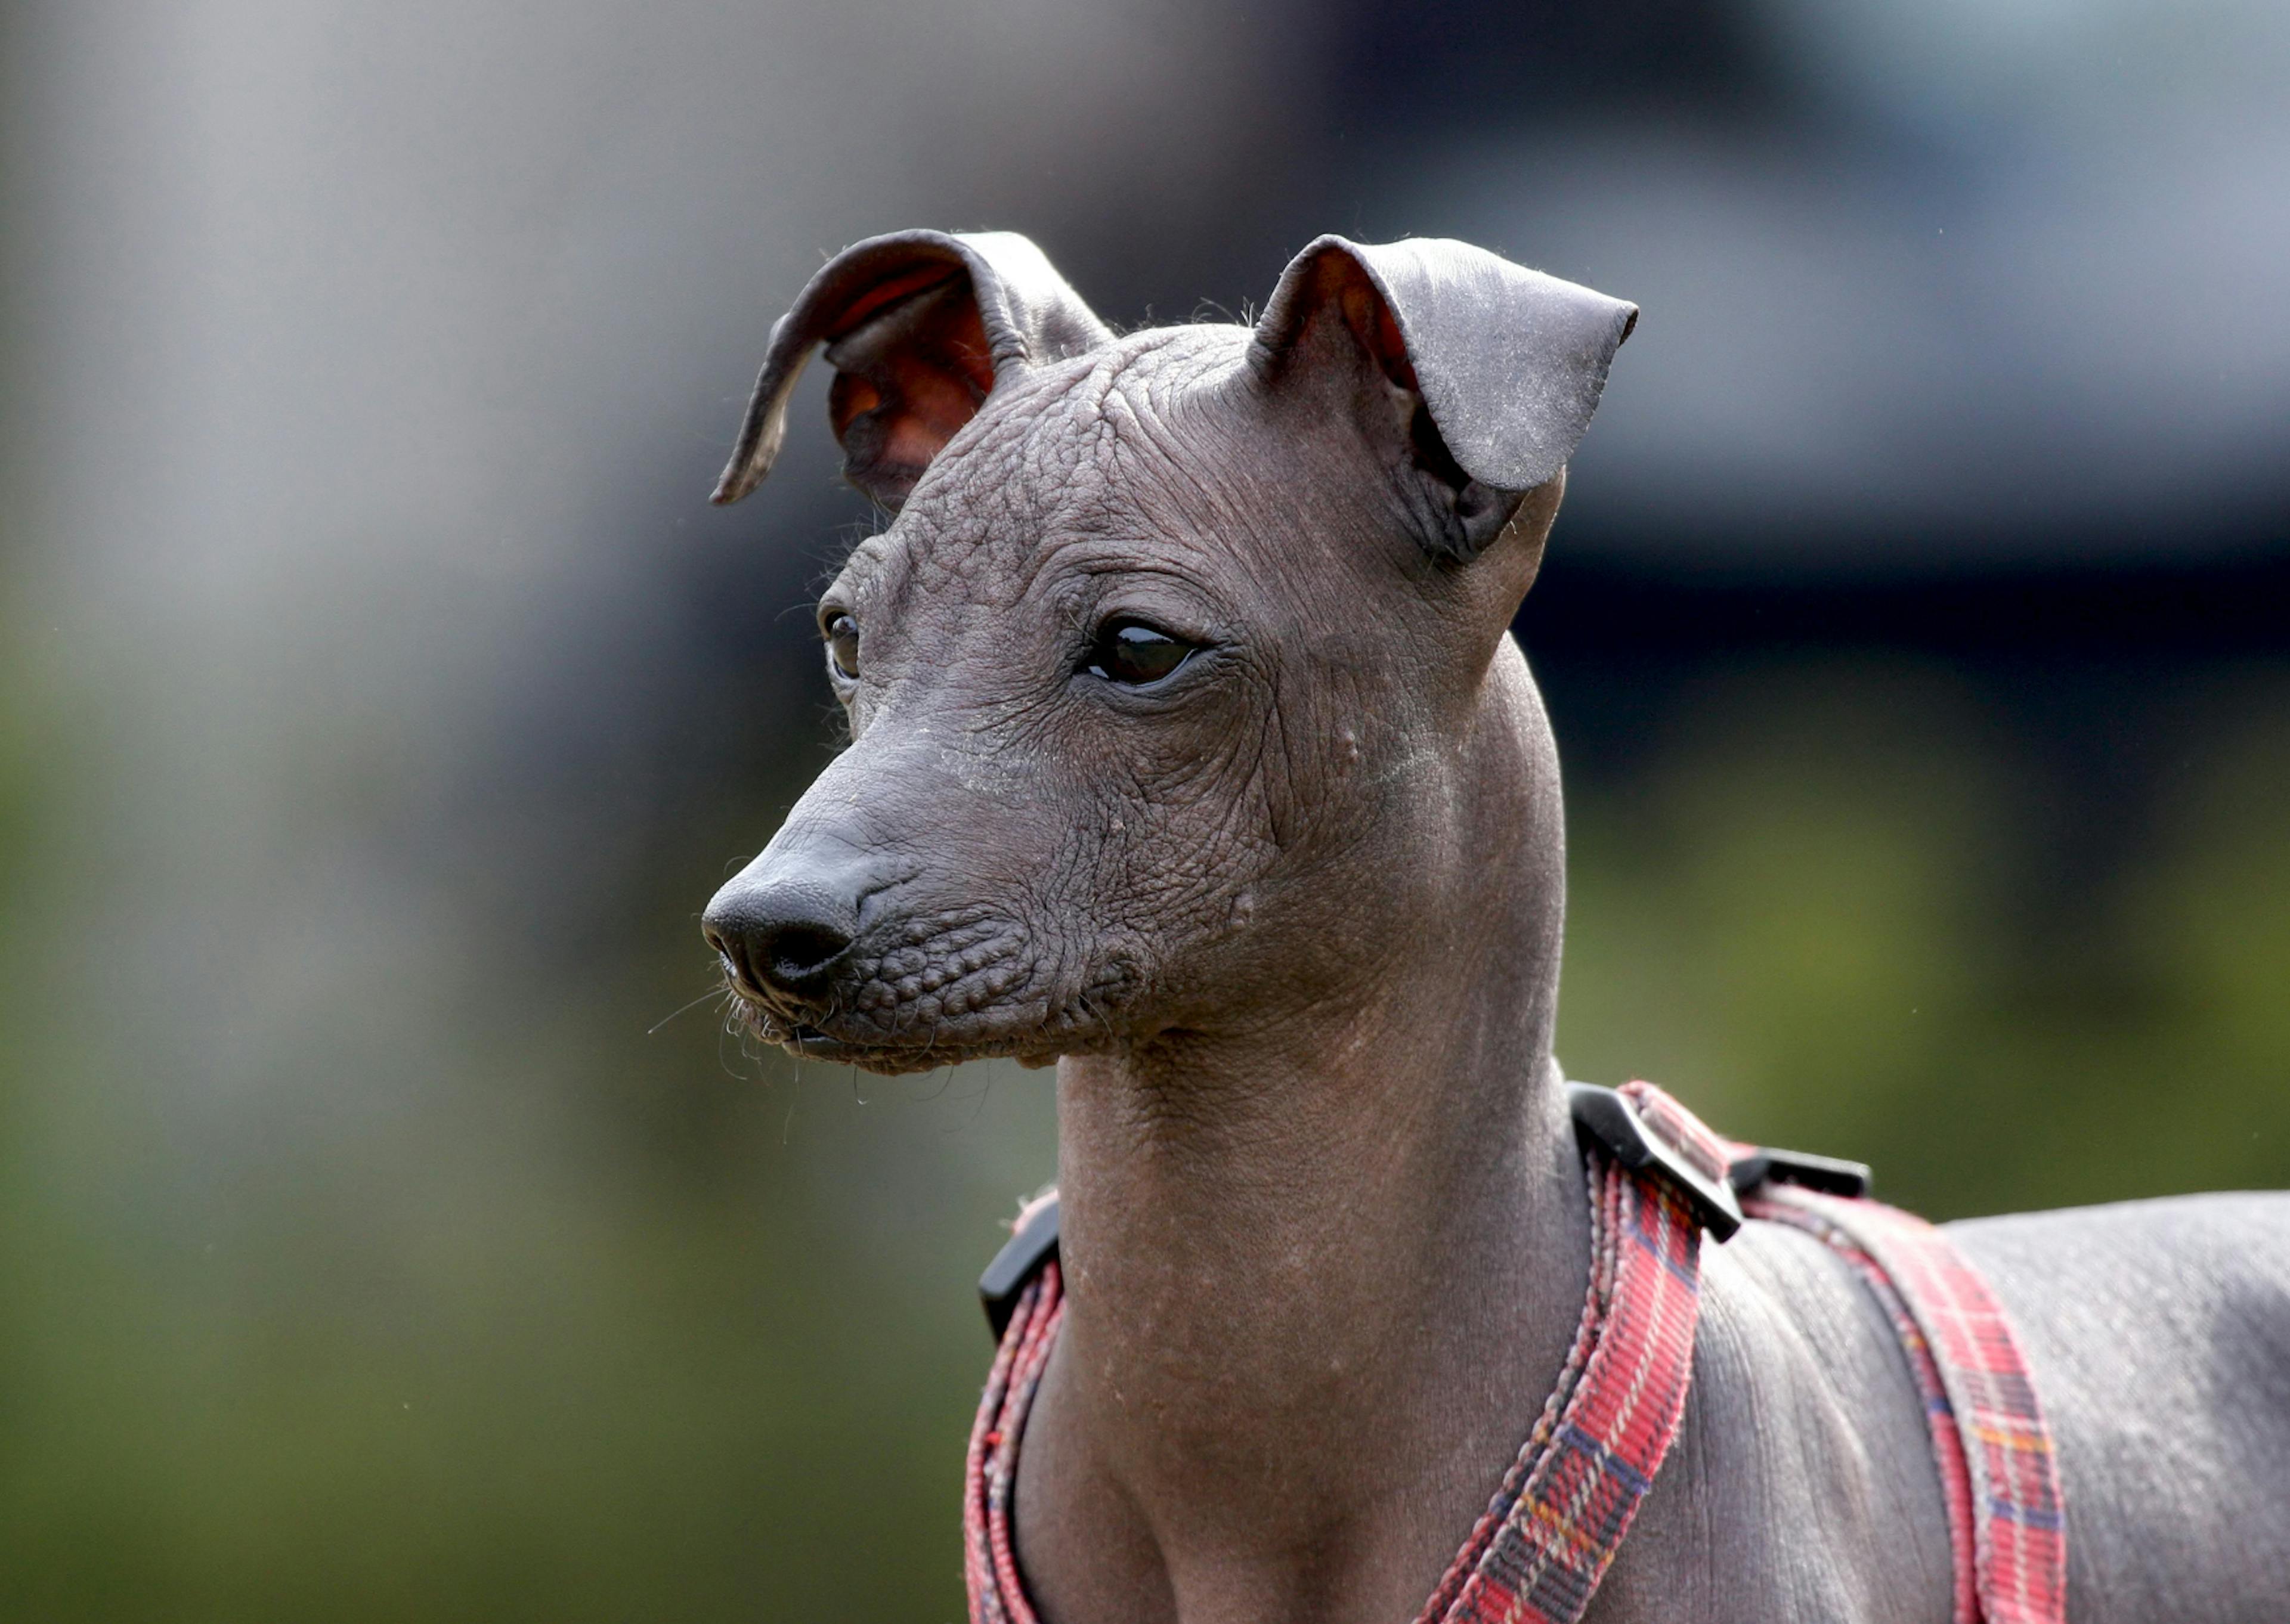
<box><xmin>1744</xmin><ymin>1185</ymin><xmax>2067</xmax><ymax>1624</ymax></box>
<box><xmin>966</xmin><ymin>1191</ymin><xmax>1062</xmax><ymax>1624</ymax></box>
<box><xmin>1410</xmin><ymin>1080</ymin><xmax>1708</xmax><ymax>1624</ymax></box>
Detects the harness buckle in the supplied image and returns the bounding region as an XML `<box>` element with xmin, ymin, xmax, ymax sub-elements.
<box><xmin>979</xmin><ymin>1195</ymin><xmax>1062</xmax><ymax>1339</ymax></box>
<box><xmin>1568</xmin><ymin>1083</ymin><xmax>1745</xmax><ymax>1241</ymax></box>
<box><xmin>1727</xmin><ymin>1147</ymin><xmax>1873</xmax><ymax>1200</ymax></box>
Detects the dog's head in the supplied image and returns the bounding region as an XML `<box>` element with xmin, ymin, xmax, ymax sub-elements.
<box><xmin>703</xmin><ymin>230</ymin><xmax>1633</xmax><ymax>1074</ymax></box>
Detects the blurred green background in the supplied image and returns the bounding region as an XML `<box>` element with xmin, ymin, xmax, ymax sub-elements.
<box><xmin>2</xmin><ymin>0</ymin><xmax>2285</xmax><ymax>1617</ymax></box>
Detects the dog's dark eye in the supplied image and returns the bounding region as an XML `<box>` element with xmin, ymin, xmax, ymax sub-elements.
<box><xmin>1087</xmin><ymin>619</ymin><xmax>1195</xmax><ymax>687</ymax></box>
<box><xmin>824</xmin><ymin>613</ymin><xmax>859</xmax><ymax>681</ymax></box>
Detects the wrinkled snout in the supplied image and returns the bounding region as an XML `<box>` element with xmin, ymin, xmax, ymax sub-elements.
<box><xmin>700</xmin><ymin>730</ymin><xmax>1085</xmax><ymax>1070</ymax></box>
<box><xmin>702</xmin><ymin>855</ymin><xmax>867</xmax><ymax>1016</ymax></box>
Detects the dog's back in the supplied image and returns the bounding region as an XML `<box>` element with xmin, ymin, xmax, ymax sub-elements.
<box><xmin>1958</xmin><ymin>1194</ymin><xmax>2290</xmax><ymax>1620</ymax></box>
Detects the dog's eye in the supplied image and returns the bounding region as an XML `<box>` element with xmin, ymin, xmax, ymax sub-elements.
<box><xmin>824</xmin><ymin>613</ymin><xmax>859</xmax><ymax>681</ymax></box>
<box><xmin>1087</xmin><ymin>619</ymin><xmax>1195</xmax><ymax>687</ymax></box>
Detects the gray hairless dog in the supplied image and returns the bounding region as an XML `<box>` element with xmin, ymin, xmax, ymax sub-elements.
<box><xmin>700</xmin><ymin>230</ymin><xmax>2290</xmax><ymax>1623</ymax></box>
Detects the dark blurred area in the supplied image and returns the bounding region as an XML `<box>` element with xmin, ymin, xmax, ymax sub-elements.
<box><xmin>1</xmin><ymin>0</ymin><xmax>2283</xmax><ymax>1616</ymax></box>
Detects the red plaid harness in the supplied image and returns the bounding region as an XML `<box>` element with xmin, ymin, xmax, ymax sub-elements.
<box><xmin>965</xmin><ymin>1083</ymin><xmax>2066</xmax><ymax>1624</ymax></box>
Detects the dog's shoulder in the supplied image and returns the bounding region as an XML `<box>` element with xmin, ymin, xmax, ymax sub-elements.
<box><xmin>1587</xmin><ymin>1218</ymin><xmax>1958</xmax><ymax>1623</ymax></box>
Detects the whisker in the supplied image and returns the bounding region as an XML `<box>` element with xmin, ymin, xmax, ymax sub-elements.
<box><xmin>648</xmin><ymin>984</ymin><xmax>732</xmax><ymax>1036</ymax></box>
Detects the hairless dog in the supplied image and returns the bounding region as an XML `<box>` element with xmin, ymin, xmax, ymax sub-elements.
<box><xmin>700</xmin><ymin>230</ymin><xmax>2290</xmax><ymax>1623</ymax></box>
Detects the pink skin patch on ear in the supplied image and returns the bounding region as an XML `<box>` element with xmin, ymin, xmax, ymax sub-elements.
<box><xmin>826</xmin><ymin>281</ymin><xmax>996</xmax><ymax>484</ymax></box>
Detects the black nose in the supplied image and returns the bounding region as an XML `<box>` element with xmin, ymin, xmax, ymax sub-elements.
<box><xmin>702</xmin><ymin>872</ymin><xmax>859</xmax><ymax>1009</ymax></box>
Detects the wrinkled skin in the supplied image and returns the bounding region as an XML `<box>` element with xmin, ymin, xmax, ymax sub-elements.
<box><xmin>703</xmin><ymin>233</ymin><xmax>2290</xmax><ymax>1624</ymax></box>
<box><xmin>731</xmin><ymin>323</ymin><xmax>1554</xmax><ymax>1080</ymax></box>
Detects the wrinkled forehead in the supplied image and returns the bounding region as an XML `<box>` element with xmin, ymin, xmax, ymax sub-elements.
<box><xmin>838</xmin><ymin>324</ymin><xmax>1256</xmax><ymax>605</ymax></box>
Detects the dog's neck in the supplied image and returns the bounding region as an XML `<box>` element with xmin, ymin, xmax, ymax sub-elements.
<box><xmin>1019</xmin><ymin>640</ymin><xmax>1592</xmax><ymax>1624</ymax></box>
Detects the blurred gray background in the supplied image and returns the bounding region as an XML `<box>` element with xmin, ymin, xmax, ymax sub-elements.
<box><xmin>2</xmin><ymin>1</ymin><xmax>2285</xmax><ymax>1616</ymax></box>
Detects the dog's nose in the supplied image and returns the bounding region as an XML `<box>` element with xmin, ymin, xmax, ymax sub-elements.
<box><xmin>702</xmin><ymin>872</ymin><xmax>859</xmax><ymax>1009</ymax></box>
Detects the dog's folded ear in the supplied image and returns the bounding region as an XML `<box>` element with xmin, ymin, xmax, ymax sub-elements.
<box><xmin>1249</xmin><ymin>236</ymin><xmax>1636</xmax><ymax>561</ymax></box>
<box><xmin>711</xmin><ymin>230</ymin><xmax>1112</xmax><ymax>510</ymax></box>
